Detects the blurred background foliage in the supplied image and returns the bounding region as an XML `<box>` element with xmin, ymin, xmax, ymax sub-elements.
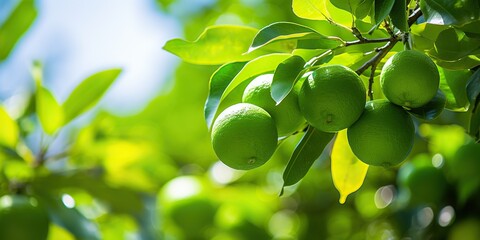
<box><xmin>0</xmin><ymin>0</ymin><xmax>479</xmax><ymax>239</ymax></box>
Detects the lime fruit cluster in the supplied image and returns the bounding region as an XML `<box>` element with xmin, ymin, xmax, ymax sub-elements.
<box><xmin>298</xmin><ymin>65</ymin><xmax>366</xmax><ymax>132</ymax></box>
<box><xmin>0</xmin><ymin>195</ymin><xmax>50</xmax><ymax>240</ymax></box>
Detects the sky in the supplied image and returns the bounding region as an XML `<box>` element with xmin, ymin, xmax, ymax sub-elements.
<box><xmin>0</xmin><ymin>0</ymin><xmax>183</xmax><ymax>115</ymax></box>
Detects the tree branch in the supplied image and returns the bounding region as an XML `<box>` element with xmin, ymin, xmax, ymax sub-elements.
<box><xmin>355</xmin><ymin>8</ymin><xmax>423</xmax><ymax>100</ymax></box>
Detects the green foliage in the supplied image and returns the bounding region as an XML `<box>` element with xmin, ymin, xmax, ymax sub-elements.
<box><xmin>0</xmin><ymin>0</ymin><xmax>37</xmax><ymax>61</ymax></box>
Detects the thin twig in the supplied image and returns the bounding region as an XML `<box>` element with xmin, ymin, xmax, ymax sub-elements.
<box><xmin>355</xmin><ymin>8</ymin><xmax>423</xmax><ymax>99</ymax></box>
<box><xmin>345</xmin><ymin>37</ymin><xmax>393</xmax><ymax>47</ymax></box>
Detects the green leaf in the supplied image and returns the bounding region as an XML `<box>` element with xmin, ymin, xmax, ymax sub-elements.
<box><xmin>407</xmin><ymin>90</ymin><xmax>446</xmax><ymax>120</ymax></box>
<box><xmin>467</xmin><ymin>68</ymin><xmax>480</xmax><ymax>105</ymax></box>
<box><xmin>63</xmin><ymin>68</ymin><xmax>122</xmax><ymax>124</ymax></box>
<box><xmin>430</xmin><ymin>28</ymin><xmax>480</xmax><ymax>62</ymax></box>
<box><xmin>271</xmin><ymin>55</ymin><xmax>306</xmax><ymax>104</ymax></box>
<box><xmin>436</xmin><ymin>55</ymin><xmax>480</xmax><ymax>70</ymax></box>
<box><xmin>331</xmin><ymin>129</ymin><xmax>369</xmax><ymax>204</ymax></box>
<box><xmin>282</xmin><ymin>126</ymin><xmax>335</xmax><ymax>190</ymax></box>
<box><xmin>219</xmin><ymin>53</ymin><xmax>292</xmax><ymax>103</ymax></box>
<box><xmin>0</xmin><ymin>106</ymin><xmax>19</xmax><ymax>148</ymax></box>
<box><xmin>410</xmin><ymin>23</ymin><xmax>449</xmax><ymax>51</ymax></box>
<box><xmin>0</xmin><ymin>0</ymin><xmax>37</xmax><ymax>61</ymax></box>
<box><xmin>330</xmin><ymin>0</ymin><xmax>374</xmax><ymax>19</ymax></box>
<box><xmin>438</xmin><ymin>67</ymin><xmax>471</xmax><ymax>111</ymax></box>
<box><xmin>164</xmin><ymin>26</ymin><xmax>272</xmax><ymax>65</ymax></box>
<box><xmin>292</xmin><ymin>0</ymin><xmax>353</xmax><ymax>26</ymax></box>
<box><xmin>372</xmin><ymin>0</ymin><xmax>395</xmax><ymax>28</ymax></box>
<box><xmin>204</xmin><ymin>62</ymin><xmax>247</xmax><ymax>128</ymax></box>
<box><xmin>36</xmin><ymin>193</ymin><xmax>101</xmax><ymax>240</ymax></box>
<box><xmin>420</xmin><ymin>0</ymin><xmax>480</xmax><ymax>26</ymax></box>
<box><xmin>249</xmin><ymin>22</ymin><xmax>343</xmax><ymax>52</ymax></box>
<box><xmin>36</xmin><ymin>87</ymin><xmax>64</xmax><ymax>135</ymax></box>
<box><xmin>390</xmin><ymin>0</ymin><xmax>408</xmax><ymax>32</ymax></box>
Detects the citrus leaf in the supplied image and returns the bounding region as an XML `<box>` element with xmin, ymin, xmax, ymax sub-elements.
<box><xmin>36</xmin><ymin>87</ymin><xmax>64</xmax><ymax>135</ymax></box>
<box><xmin>390</xmin><ymin>0</ymin><xmax>408</xmax><ymax>32</ymax></box>
<box><xmin>249</xmin><ymin>22</ymin><xmax>343</xmax><ymax>52</ymax></box>
<box><xmin>36</xmin><ymin>193</ymin><xmax>101</xmax><ymax>240</ymax></box>
<box><xmin>435</xmin><ymin>55</ymin><xmax>480</xmax><ymax>70</ymax></box>
<box><xmin>164</xmin><ymin>26</ymin><xmax>268</xmax><ymax>65</ymax></box>
<box><xmin>282</xmin><ymin>126</ymin><xmax>335</xmax><ymax>189</ymax></box>
<box><xmin>420</xmin><ymin>0</ymin><xmax>480</xmax><ymax>26</ymax></box>
<box><xmin>429</xmin><ymin>28</ymin><xmax>480</xmax><ymax>62</ymax></box>
<box><xmin>62</xmin><ymin>68</ymin><xmax>122</xmax><ymax>124</ymax></box>
<box><xmin>271</xmin><ymin>55</ymin><xmax>305</xmax><ymax>104</ymax></box>
<box><xmin>330</xmin><ymin>0</ymin><xmax>373</xmax><ymax>19</ymax></box>
<box><xmin>372</xmin><ymin>0</ymin><xmax>395</xmax><ymax>28</ymax></box>
<box><xmin>438</xmin><ymin>67</ymin><xmax>471</xmax><ymax>111</ymax></box>
<box><xmin>205</xmin><ymin>61</ymin><xmax>247</xmax><ymax>129</ymax></box>
<box><xmin>220</xmin><ymin>53</ymin><xmax>292</xmax><ymax>103</ymax></box>
<box><xmin>331</xmin><ymin>129</ymin><xmax>369</xmax><ymax>204</ymax></box>
<box><xmin>0</xmin><ymin>106</ymin><xmax>19</xmax><ymax>148</ymax></box>
<box><xmin>292</xmin><ymin>0</ymin><xmax>353</xmax><ymax>26</ymax></box>
<box><xmin>410</xmin><ymin>23</ymin><xmax>449</xmax><ymax>51</ymax></box>
<box><xmin>467</xmin><ymin>69</ymin><xmax>480</xmax><ymax>137</ymax></box>
<box><xmin>407</xmin><ymin>89</ymin><xmax>446</xmax><ymax>120</ymax></box>
<box><xmin>0</xmin><ymin>0</ymin><xmax>37</xmax><ymax>61</ymax></box>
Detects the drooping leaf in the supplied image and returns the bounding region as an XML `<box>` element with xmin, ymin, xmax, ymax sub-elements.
<box><xmin>164</xmin><ymin>26</ymin><xmax>272</xmax><ymax>65</ymax></box>
<box><xmin>429</xmin><ymin>28</ymin><xmax>480</xmax><ymax>62</ymax></box>
<box><xmin>0</xmin><ymin>106</ymin><xmax>19</xmax><ymax>148</ymax></box>
<box><xmin>407</xmin><ymin>90</ymin><xmax>447</xmax><ymax>120</ymax></box>
<box><xmin>249</xmin><ymin>22</ymin><xmax>343</xmax><ymax>52</ymax></box>
<box><xmin>372</xmin><ymin>0</ymin><xmax>395</xmax><ymax>29</ymax></box>
<box><xmin>220</xmin><ymin>53</ymin><xmax>292</xmax><ymax>103</ymax></box>
<box><xmin>420</xmin><ymin>0</ymin><xmax>480</xmax><ymax>26</ymax></box>
<box><xmin>63</xmin><ymin>68</ymin><xmax>122</xmax><ymax>124</ymax></box>
<box><xmin>0</xmin><ymin>0</ymin><xmax>37</xmax><ymax>60</ymax></box>
<box><xmin>204</xmin><ymin>61</ymin><xmax>247</xmax><ymax>128</ymax></box>
<box><xmin>282</xmin><ymin>126</ymin><xmax>335</xmax><ymax>190</ymax></box>
<box><xmin>36</xmin><ymin>193</ymin><xmax>102</xmax><ymax>240</ymax></box>
<box><xmin>271</xmin><ymin>55</ymin><xmax>306</xmax><ymax>104</ymax></box>
<box><xmin>438</xmin><ymin>67</ymin><xmax>471</xmax><ymax>111</ymax></box>
<box><xmin>390</xmin><ymin>0</ymin><xmax>408</xmax><ymax>32</ymax></box>
<box><xmin>331</xmin><ymin>130</ymin><xmax>369</xmax><ymax>204</ymax></box>
<box><xmin>36</xmin><ymin>87</ymin><xmax>64</xmax><ymax>135</ymax></box>
<box><xmin>410</xmin><ymin>23</ymin><xmax>449</xmax><ymax>51</ymax></box>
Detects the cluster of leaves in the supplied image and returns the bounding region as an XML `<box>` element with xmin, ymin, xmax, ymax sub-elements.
<box><xmin>0</xmin><ymin>62</ymin><xmax>126</xmax><ymax>239</ymax></box>
<box><xmin>164</xmin><ymin>0</ymin><xmax>480</xmax><ymax>203</ymax></box>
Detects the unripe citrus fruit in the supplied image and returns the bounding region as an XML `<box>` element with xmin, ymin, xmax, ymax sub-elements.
<box><xmin>397</xmin><ymin>159</ymin><xmax>447</xmax><ymax>205</ymax></box>
<box><xmin>347</xmin><ymin>99</ymin><xmax>415</xmax><ymax>167</ymax></box>
<box><xmin>380</xmin><ymin>50</ymin><xmax>440</xmax><ymax>108</ymax></box>
<box><xmin>211</xmin><ymin>103</ymin><xmax>278</xmax><ymax>170</ymax></box>
<box><xmin>242</xmin><ymin>74</ymin><xmax>305</xmax><ymax>136</ymax></box>
<box><xmin>0</xmin><ymin>195</ymin><xmax>50</xmax><ymax>240</ymax></box>
<box><xmin>298</xmin><ymin>65</ymin><xmax>366</xmax><ymax>132</ymax></box>
<box><xmin>158</xmin><ymin>176</ymin><xmax>218</xmax><ymax>238</ymax></box>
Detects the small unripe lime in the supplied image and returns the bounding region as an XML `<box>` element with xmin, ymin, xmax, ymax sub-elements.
<box><xmin>0</xmin><ymin>195</ymin><xmax>50</xmax><ymax>240</ymax></box>
<box><xmin>347</xmin><ymin>99</ymin><xmax>415</xmax><ymax>167</ymax></box>
<box><xmin>298</xmin><ymin>65</ymin><xmax>366</xmax><ymax>132</ymax></box>
<box><xmin>242</xmin><ymin>74</ymin><xmax>305</xmax><ymax>136</ymax></box>
<box><xmin>211</xmin><ymin>103</ymin><xmax>278</xmax><ymax>170</ymax></box>
<box><xmin>380</xmin><ymin>50</ymin><xmax>440</xmax><ymax>108</ymax></box>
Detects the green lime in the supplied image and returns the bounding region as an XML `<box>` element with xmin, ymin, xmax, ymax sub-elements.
<box><xmin>397</xmin><ymin>160</ymin><xmax>447</xmax><ymax>205</ymax></box>
<box><xmin>211</xmin><ymin>103</ymin><xmax>278</xmax><ymax>170</ymax></box>
<box><xmin>242</xmin><ymin>74</ymin><xmax>305</xmax><ymax>136</ymax></box>
<box><xmin>158</xmin><ymin>176</ymin><xmax>218</xmax><ymax>239</ymax></box>
<box><xmin>380</xmin><ymin>50</ymin><xmax>440</xmax><ymax>108</ymax></box>
<box><xmin>0</xmin><ymin>195</ymin><xmax>50</xmax><ymax>240</ymax></box>
<box><xmin>298</xmin><ymin>65</ymin><xmax>366</xmax><ymax>132</ymax></box>
<box><xmin>347</xmin><ymin>99</ymin><xmax>415</xmax><ymax>167</ymax></box>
